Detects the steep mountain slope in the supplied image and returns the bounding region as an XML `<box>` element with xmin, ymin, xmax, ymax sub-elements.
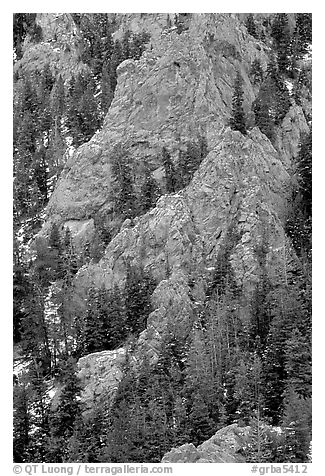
<box><xmin>48</xmin><ymin>13</ymin><xmax>308</xmax><ymax>405</ymax></box>
<box><xmin>13</xmin><ymin>12</ymin><xmax>312</xmax><ymax>464</ymax></box>
<box><xmin>43</xmin><ymin>14</ymin><xmax>269</xmax><ymax>228</ymax></box>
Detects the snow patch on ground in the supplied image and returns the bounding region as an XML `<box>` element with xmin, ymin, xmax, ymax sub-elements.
<box><xmin>284</xmin><ymin>80</ymin><xmax>294</xmax><ymax>94</ymax></box>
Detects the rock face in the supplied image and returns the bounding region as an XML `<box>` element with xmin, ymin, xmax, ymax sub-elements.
<box><xmin>72</xmin><ymin>127</ymin><xmax>291</xmax><ymax>364</ymax></box>
<box><xmin>35</xmin><ymin>14</ymin><xmax>310</xmax><ymax>406</ymax></box>
<box><xmin>77</xmin><ymin>348</ymin><xmax>126</xmax><ymax>414</ymax></box>
<box><xmin>161</xmin><ymin>423</ymin><xmax>249</xmax><ymax>463</ymax></box>
<box><xmin>276</xmin><ymin>105</ymin><xmax>310</xmax><ymax>167</ymax></box>
<box><xmin>44</xmin><ymin>13</ymin><xmax>269</xmax><ymax>229</ymax></box>
<box><xmin>15</xmin><ymin>13</ymin><xmax>88</xmax><ymax>81</ymax></box>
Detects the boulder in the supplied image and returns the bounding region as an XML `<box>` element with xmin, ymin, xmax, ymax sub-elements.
<box><xmin>77</xmin><ymin>348</ymin><xmax>126</xmax><ymax>414</ymax></box>
<box><xmin>162</xmin><ymin>423</ymin><xmax>249</xmax><ymax>463</ymax></box>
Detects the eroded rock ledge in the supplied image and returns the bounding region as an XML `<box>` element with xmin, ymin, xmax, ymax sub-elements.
<box><xmin>161</xmin><ymin>423</ymin><xmax>249</xmax><ymax>463</ymax></box>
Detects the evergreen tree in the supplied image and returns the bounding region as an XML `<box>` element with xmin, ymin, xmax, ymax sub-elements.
<box><xmin>122</xmin><ymin>29</ymin><xmax>131</xmax><ymax>60</ymax></box>
<box><xmin>229</xmin><ymin>71</ymin><xmax>247</xmax><ymax>135</ymax></box>
<box><xmin>17</xmin><ymin>362</ymin><xmax>51</xmax><ymax>462</ymax></box>
<box><xmin>285</xmin><ymin>130</ymin><xmax>312</xmax><ymax>257</ymax></box>
<box><xmin>13</xmin><ymin>383</ymin><xmax>30</xmax><ymax>462</ymax></box>
<box><xmin>245</xmin><ymin>14</ymin><xmax>258</xmax><ymax>38</ymax></box>
<box><xmin>175</xmin><ymin>14</ymin><xmax>190</xmax><ymax>34</ymax></box>
<box><xmin>66</xmin><ymin>72</ymin><xmax>100</xmax><ymax>146</ymax></box>
<box><xmin>129</xmin><ymin>32</ymin><xmax>150</xmax><ymax>60</ymax></box>
<box><xmin>67</xmin><ymin>407</ymin><xmax>105</xmax><ymax>462</ymax></box>
<box><xmin>188</xmin><ymin>393</ymin><xmax>214</xmax><ymax>446</ymax></box>
<box><xmin>38</xmin><ymin>64</ymin><xmax>55</xmax><ymax>134</ymax></box>
<box><xmin>20</xmin><ymin>280</ymin><xmax>52</xmax><ymax>377</ymax></box>
<box><xmin>101</xmin><ymin>61</ymin><xmax>114</xmax><ymax>114</ymax></box>
<box><xmin>46</xmin><ymin>359</ymin><xmax>81</xmax><ymax>462</ymax></box>
<box><xmin>13</xmin><ymin>240</ymin><xmax>30</xmax><ymax>343</ymax></box>
<box><xmin>284</xmin><ymin>328</ymin><xmax>311</xmax><ymax>399</ymax></box>
<box><xmin>243</xmin><ymin>420</ymin><xmax>286</xmax><ymax>463</ymax></box>
<box><xmin>294</xmin><ymin>14</ymin><xmax>312</xmax><ymax>58</ymax></box>
<box><xmin>260</xmin><ymin>284</ymin><xmax>306</xmax><ymax>424</ymax></box>
<box><xmin>109</xmin><ymin>41</ymin><xmax>123</xmax><ymax>92</ymax></box>
<box><xmin>281</xmin><ymin>386</ymin><xmax>312</xmax><ymax>462</ymax></box>
<box><xmin>162</xmin><ymin>147</ymin><xmax>177</xmax><ymax>193</ymax></box>
<box><xmin>177</xmin><ymin>139</ymin><xmax>206</xmax><ymax>188</ymax></box>
<box><xmin>105</xmin><ymin>285</ymin><xmax>128</xmax><ymax>348</ymax></box>
<box><xmin>250</xmin><ymin>58</ymin><xmax>264</xmax><ymax>84</ymax></box>
<box><xmin>296</xmin><ymin>130</ymin><xmax>312</xmax><ymax>217</ymax></box>
<box><xmin>172</xmin><ymin>396</ymin><xmax>190</xmax><ymax>446</ymax></box>
<box><xmin>51</xmin><ymin>74</ymin><xmax>66</xmax><ymax>122</ymax></box>
<box><xmin>111</xmin><ymin>146</ymin><xmax>137</xmax><ymax>219</ymax></box>
<box><xmin>79</xmin><ymin>288</ymin><xmax>107</xmax><ymax>355</ymax></box>
<box><xmin>14</xmin><ymin>14</ymin><xmax>41</xmax><ymax>59</ymax></box>
<box><xmin>33</xmin><ymin>146</ymin><xmax>48</xmax><ymax>204</ymax></box>
<box><xmin>207</xmin><ymin>223</ymin><xmax>241</xmax><ymax>298</ymax></box>
<box><xmin>253</xmin><ymin>57</ymin><xmax>291</xmax><ymax>142</ymax></box>
<box><xmin>124</xmin><ymin>264</ymin><xmax>155</xmax><ymax>335</ymax></box>
<box><xmin>139</xmin><ymin>168</ymin><xmax>161</xmax><ymax>214</ymax></box>
<box><xmin>271</xmin><ymin>14</ymin><xmax>291</xmax><ymax>74</ymax></box>
<box><xmin>233</xmin><ymin>350</ymin><xmax>262</xmax><ymax>424</ymax></box>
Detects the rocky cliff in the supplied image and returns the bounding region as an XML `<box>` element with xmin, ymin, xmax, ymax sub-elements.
<box><xmin>161</xmin><ymin>423</ymin><xmax>249</xmax><ymax>462</ymax></box>
<box><xmin>14</xmin><ymin>13</ymin><xmax>311</xmax><ymax>463</ymax></box>
<box><xmin>43</xmin><ymin>14</ymin><xmax>270</xmax><ymax>227</ymax></box>
<box><xmin>38</xmin><ymin>14</ymin><xmax>310</xmax><ymax>408</ymax></box>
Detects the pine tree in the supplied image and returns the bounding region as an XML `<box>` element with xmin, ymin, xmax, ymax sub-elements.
<box><xmin>111</xmin><ymin>146</ymin><xmax>137</xmax><ymax>219</ymax></box>
<box><xmin>33</xmin><ymin>146</ymin><xmax>48</xmax><ymax>204</ymax></box>
<box><xmin>284</xmin><ymin>328</ymin><xmax>311</xmax><ymax>399</ymax></box>
<box><xmin>233</xmin><ymin>349</ymin><xmax>263</xmax><ymax>425</ymax></box>
<box><xmin>296</xmin><ymin>130</ymin><xmax>312</xmax><ymax>218</ymax></box>
<box><xmin>101</xmin><ymin>61</ymin><xmax>114</xmax><ymax>114</ymax></box>
<box><xmin>122</xmin><ymin>29</ymin><xmax>131</xmax><ymax>60</ymax></box>
<box><xmin>51</xmin><ymin>74</ymin><xmax>65</xmax><ymax>122</ymax></box>
<box><xmin>282</xmin><ymin>386</ymin><xmax>312</xmax><ymax>462</ymax></box>
<box><xmin>80</xmin><ymin>288</ymin><xmax>107</xmax><ymax>355</ymax></box>
<box><xmin>124</xmin><ymin>264</ymin><xmax>155</xmax><ymax>335</ymax></box>
<box><xmin>285</xmin><ymin>130</ymin><xmax>312</xmax><ymax>257</ymax></box>
<box><xmin>175</xmin><ymin>14</ymin><xmax>190</xmax><ymax>34</ymax></box>
<box><xmin>271</xmin><ymin>14</ymin><xmax>291</xmax><ymax>73</ymax></box>
<box><xmin>47</xmin><ymin>222</ymin><xmax>65</xmax><ymax>280</ymax></box>
<box><xmin>250</xmin><ymin>58</ymin><xmax>264</xmax><ymax>84</ymax></box>
<box><xmin>18</xmin><ymin>362</ymin><xmax>51</xmax><ymax>462</ymax></box>
<box><xmin>253</xmin><ymin>57</ymin><xmax>291</xmax><ymax>142</ymax></box>
<box><xmin>188</xmin><ymin>393</ymin><xmax>214</xmax><ymax>446</ymax></box>
<box><xmin>184</xmin><ymin>327</ymin><xmax>213</xmax><ymax>405</ymax></box>
<box><xmin>38</xmin><ymin>64</ymin><xmax>54</xmax><ymax>135</ymax></box>
<box><xmin>243</xmin><ymin>420</ymin><xmax>286</xmax><ymax>463</ymax></box>
<box><xmin>229</xmin><ymin>71</ymin><xmax>247</xmax><ymax>135</ymax></box>
<box><xmin>109</xmin><ymin>40</ymin><xmax>123</xmax><ymax>91</ymax></box>
<box><xmin>260</xmin><ymin>283</ymin><xmax>306</xmax><ymax>424</ymax></box>
<box><xmin>13</xmin><ymin>383</ymin><xmax>30</xmax><ymax>462</ymax></box>
<box><xmin>245</xmin><ymin>14</ymin><xmax>258</xmax><ymax>38</ymax></box>
<box><xmin>162</xmin><ymin>147</ymin><xmax>177</xmax><ymax>193</ymax></box>
<box><xmin>294</xmin><ymin>14</ymin><xmax>312</xmax><ymax>58</ymax></box>
<box><xmin>139</xmin><ymin>168</ymin><xmax>160</xmax><ymax>214</ymax></box>
<box><xmin>66</xmin><ymin>72</ymin><xmax>100</xmax><ymax>146</ymax></box>
<box><xmin>46</xmin><ymin>358</ymin><xmax>81</xmax><ymax>462</ymax></box>
<box><xmin>172</xmin><ymin>396</ymin><xmax>190</xmax><ymax>446</ymax></box>
<box><xmin>20</xmin><ymin>280</ymin><xmax>52</xmax><ymax>377</ymax></box>
<box><xmin>67</xmin><ymin>406</ymin><xmax>105</xmax><ymax>462</ymax></box>
<box><xmin>177</xmin><ymin>140</ymin><xmax>206</xmax><ymax>188</ymax></box>
<box><xmin>13</xmin><ymin>239</ymin><xmax>30</xmax><ymax>343</ymax></box>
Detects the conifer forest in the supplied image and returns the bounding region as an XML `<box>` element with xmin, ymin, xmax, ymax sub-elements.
<box><xmin>13</xmin><ymin>13</ymin><xmax>312</xmax><ymax>464</ymax></box>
